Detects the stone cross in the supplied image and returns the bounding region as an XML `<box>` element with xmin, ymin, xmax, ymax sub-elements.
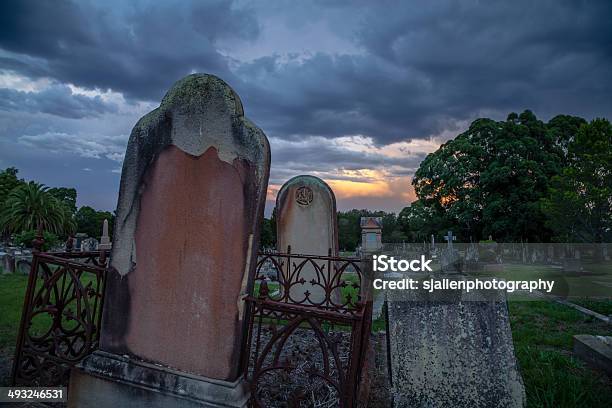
<box><xmin>69</xmin><ymin>74</ymin><xmax>270</xmax><ymax>408</ymax></box>
<box><xmin>444</xmin><ymin>230</ymin><xmax>456</xmax><ymax>249</ymax></box>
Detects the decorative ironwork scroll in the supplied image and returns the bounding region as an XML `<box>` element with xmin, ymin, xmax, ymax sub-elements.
<box><xmin>11</xmin><ymin>251</ymin><xmax>107</xmax><ymax>386</ymax></box>
<box><xmin>244</xmin><ymin>249</ymin><xmax>371</xmax><ymax>407</ymax></box>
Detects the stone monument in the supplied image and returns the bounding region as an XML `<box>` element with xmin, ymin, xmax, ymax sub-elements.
<box><xmin>386</xmin><ymin>289</ymin><xmax>526</xmax><ymax>407</ymax></box>
<box><xmin>361</xmin><ymin>217</ymin><xmax>383</xmax><ymax>252</ymax></box>
<box><xmin>68</xmin><ymin>74</ymin><xmax>270</xmax><ymax>407</ymax></box>
<box><xmin>276</xmin><ymin>175</ymin><xmax>338</xmax><ymax>303</ymax></box>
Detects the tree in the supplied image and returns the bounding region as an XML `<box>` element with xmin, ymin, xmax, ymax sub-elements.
<box><xmin>0</xmin><ymin>167</ymin><xmax>23</xmax><ymax>202</ymax></box>
<box><xmin>0</xmin><ymin>167</ymin><xmax>25</xmax><ymax>240</ymax></box>
<box><xmin>14</xmin><ymin>230</ymin><xmax>60</xmax><ymax>251</ymax></box>
<box><xmin>259</xmin><ymin>218</ymin><xmax>275</xmax><ymax>249</ymax></box>
<box><xmin>542</xmin><ymin>119</ymin><xmax>612</xmax><ymax>242</ymax></box>
<box><xmin>0</xmin><ymin>181</ymin><xmax>76</xmax><ymax>237</ymax></box>
<box><xmin>398</xmin><ymin>200</ymin><xmax>445</xmax><ymax>242</ymax></box>
<box><xmin>75</xmin><ymin>206</ymin><xmax>114</xmax><ymax>239</ymax></box>
<box><xmin>48</xmin><ymin>187</ymin><xmax>77</xmax><ymax>215</ymax></box>
<box><xmin>411</xmin><ymin>110</ymin><xmax>582</xmax><ymax>242</ymax></box>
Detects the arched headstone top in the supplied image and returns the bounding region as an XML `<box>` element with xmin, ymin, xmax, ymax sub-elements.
<box><xmin>276</xmin><ymin>175</ymin><xmax>338</xmax><ymax>257</ymax></box>
<box><xmin>130</xmin><ymin>73</ymin><xmax>267</xmax><ymax>167</ymax></box>
<box><xmin>277</xmin><ymin>175</ymin><xmax>336</xmax><ymax>210</ymax></box>
<box><xmin>111</xmin><ymin>73</ymin><xmax>270</xmax><ymax>277</ymax></box>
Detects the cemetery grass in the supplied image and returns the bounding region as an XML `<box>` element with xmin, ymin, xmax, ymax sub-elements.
<box><xmin>0</xmin><ymin>273</ymin><xmax>28</xmax><ymax>385</ymax></box>
<box><xmin>570</xmin><ymin>297</ymin><xmax>612</xmax><ymax>316</ymax></box>
<box><xmin>0</xmin><ymin>272</ymin><xmax>95</xmax><ymax>386</ymax></box>
<box><xmin>497</xmin><ymin>263</ymin><xmax>612</xmax><ymax>299</ymax></box>
<box><xmin>508</xmin><ymin>300</ymin><xmax>612</xmax><ymax>407</ymax></box>
<box><xmin>1</xmin><ymin>274</ymin><xmax>609</xmax><ymax>403</ymax></box>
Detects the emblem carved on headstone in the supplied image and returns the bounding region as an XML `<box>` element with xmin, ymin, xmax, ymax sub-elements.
<box><xmin>295</xmin><ymin>186</ymin><xmax>314</xmax><ymax>206</ymax></box>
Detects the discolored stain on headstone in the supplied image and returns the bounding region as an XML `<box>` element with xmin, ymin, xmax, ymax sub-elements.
<box><xmin>98</xmin><ymin>73</ymin><xmax>270</xmax><ymax>381</ymax></box>
<box><xmin>276</xmin><ymin>175</ymin><xmax>338</xmax><ymax>303</ymax></box>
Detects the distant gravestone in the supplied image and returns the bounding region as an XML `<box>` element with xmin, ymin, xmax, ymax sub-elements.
<box><xmin>15</xmin><ymin>259</ymin><xmax>31</xmax><ymax>275</ymax></box>
<box><xmin>69</xmin><ymin>74</ymin><xmax>270</xmax><ymax>407</ymax></box>
<box><xmin>74</xmin><ymin>233</ymin><xmax>88</xmax><ymax>251</ymax></box>
<box><xmin>573</xmin><ymin>335</ymin><xmax>612</xmax><ymax>376</ymax></box>
<box><xmin>361</xmin><ymin>217</ymin><xmax>382</xmax><ymax>251</ymax></box>
<box><xmin>276</xmin><ymin>175</ymin><xmax>338</xmax><ymax>303</ymax></box>
<box><xmin>563</xmin><ymin>248</ymin><xmax>583</xmax><ymax>273</ymax></box>
<box><xmin>82</xmin><ymin>238</ymin><xmax>99</xmax><ymax>251</ymax></box>
<box><xmin>0</xmin><ymin>252</ymin><xmax>14</xmax><ymax>274</ymax></box>
<box><xmin>441</xmin><ymin>230</ymin><xmax>461</xmax><ymax>273</ymax></box>
<box><xmin>386</xmin><ymin>287</ymin><xmax>526</xmax><ymax>407</ymax></box>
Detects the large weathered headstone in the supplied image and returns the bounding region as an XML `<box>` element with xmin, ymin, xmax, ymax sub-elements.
<box><xmin>276</xmin><ymin>175</ymin><xmax>338</xmax><ymax>303</ymax></box>
<box><xmin>69</xmin><ymin>74</ymin><xmax>270</xmax><ymax>407</ymax></box>
<box><xmin>385</xmin><ymin>283</ymin><xmax>526</xmax><ymax>407</ymax></box>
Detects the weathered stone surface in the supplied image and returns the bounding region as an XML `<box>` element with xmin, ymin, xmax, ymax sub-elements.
<box><xmin>97</xmin><ymin>73</ymin><xmax>270</xmax><ymax>382</ymax></box>
<box><xmin>276</xmin><ymin>175</ymin><xmax>338</xmax><ymax>302</ymax></box>
<box><xmin>573</xmin><ymin>334</ymin><xmax>612</xmax><ymax>376</ymax></box>
<box><xmin>361</xmin><ymin>217</ymin><xmax>383</xmax><ymax>252</ymax></box>
<box><xmin>1</xmin><ymin>253</ymin><xmax>15</xmax><ymax>274</ymax></box>
<box><xmin>69</xmin><ymin>351</ymin><xmax>249</xmax><ymax>408</ymax></box>
<box><xmin>386</xmin><ymin>287</ymin><xmax>525</xmax><ymax>407</ymax></box>
<box><xmin>15</xmin><ymin>258</ymin><xmax>31</xmax><ymax>275</ymax></box>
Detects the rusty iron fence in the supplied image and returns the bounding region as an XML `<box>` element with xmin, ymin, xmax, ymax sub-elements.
<box><xmin>244</xmin><ymin>248</ymin><xmax>371</xmax><ymax>407</ymax></box>
<box><xmin>11</xmin><ymin>251</ymin><xmax>107</xmax><ymax>386</ymax></box>
<box><xmin>11</xmin><ymin>248</ymin><xmax>372</xmax><ymax>407</ymax></box>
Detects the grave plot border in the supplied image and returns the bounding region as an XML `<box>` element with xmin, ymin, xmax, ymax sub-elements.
<box><xmin>11</xmin><ymin>250</ymin><xmax>107</xmax><ymax>386</ymax></box>
<box><xmin>11</xmin><ymin>249</ymin><xmax>372</xmax><ymax>407</ymax></box>
<box><xmin>244</xmin><ymin>250</ymin><xmax>372</xmax><ymax>407</ymax></box>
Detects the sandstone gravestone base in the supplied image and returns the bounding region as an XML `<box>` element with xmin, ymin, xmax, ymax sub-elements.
<box><xmin>276</xmin><ymin>175</ymin><xmax>338</xmax><ymax>303</ymax></box>
<box><xmin>68</xmin><ymin>74</ymin><xmax>270</xmax><ymax>407</ymax></box>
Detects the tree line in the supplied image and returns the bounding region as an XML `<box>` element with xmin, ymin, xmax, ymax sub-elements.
<box><xmin>2</xmin><ymin>110</ymin><xmax>609</xmax><ymax>250</ymax></box>
<box><xmin>404</xmin><ymin>111</ymin><xmax>611</xmax><ymax>243</ymax></box>
<box><xmin>262</xmin><ymin>111</ymin><xmax>611</xmax><ymax>248</ymax></box>
<box><xmin>0</xmin><ymin>167</ymin><xmax>114</xmax><ymax>250</ymax></box>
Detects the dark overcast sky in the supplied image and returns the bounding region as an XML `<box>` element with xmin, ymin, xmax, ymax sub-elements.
<box><xmin>0</xmin><ymin>0</ymin><xmax>610</xmax><ymax>214</ymax></box>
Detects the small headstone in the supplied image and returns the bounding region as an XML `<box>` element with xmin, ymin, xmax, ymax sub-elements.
<box><xmin>69</xmin><ymin>74</ymin><xmax>270</xmax><ymax>407</ymax></box>
<box><xmin>464</xmin><ymin>243</ymin><xmax>480</xmax><ymax>271</ymax></box>
<box><xmin>81</xmin><ymin>238</ymin><xmax>99</xmax><ymax>251</ymax></box>
<box><xmin>74</xmin><ymin>233</ymin><xmax>88</xmax><ymax>251</ymax></box>
<box><xmin>361</xmin><ymin>217</ymin><xmax>383</xmax><ymax>251</ymax></box>
<box><xmin>602</xmin><ymin>244</ymin><xmax>610</xmax><ymax>261</ymax></box>
<box><xmin>1</xmin><ymin>253</ymin><xmax>15</xmax><ymax>274</ymax></box>
<box><xmin>386</xmin><ymin>287</ymin><xmax>526</xmax><ymax>407</ymax></box>
<box><xmin>563</xmin><ymin>258</ymin><xmax>582</xmax><ymax>273</ymax></box>
<box><xmin>573</xmin><ymin>335</ymin><xmax>612</xmax><ymax>376</ymax></box>
<box><xmin>276</xmin><ymin>175</ymin><xmax>338</xmax><ymax>303</ymax></box>
<box><xmin>441</xmin><ymin>230</ymin><xmax>461</xmax><ymax>273</ymax></box>
<box><xmin>15</xmin><ymin>259</ymin><xmax>31</xmax><ymax>275</ymax></box>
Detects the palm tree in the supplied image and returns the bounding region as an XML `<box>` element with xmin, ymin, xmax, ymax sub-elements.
<box><xmin>0</xmin><ymin>181</ymin><xmax>76</xmax><ymax>236</ymax></box>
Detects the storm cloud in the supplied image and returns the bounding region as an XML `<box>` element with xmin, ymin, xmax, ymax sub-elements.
<box><xmin>0</xmin><ymin>84</ymin><xmax>117</xmax><ymax>118</ymax></box>
<box><xmin>0</xmin><ymin>0</ymin><xmax>610</xmax><ymax>212</ymax></box>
